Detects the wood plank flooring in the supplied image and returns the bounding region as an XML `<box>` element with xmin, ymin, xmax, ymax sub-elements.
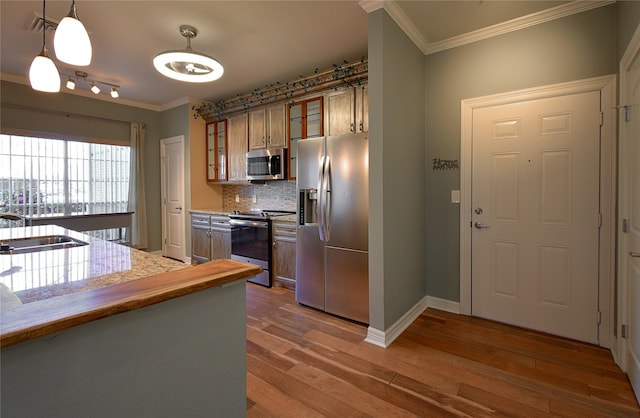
<box><xmin>246</xmin><ymin>284</ymin><xmax>640</xmax><ymax>417</ymax></box>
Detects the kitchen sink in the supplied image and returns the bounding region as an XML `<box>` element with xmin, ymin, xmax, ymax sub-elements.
<box><xmin>0</xmin><ymin>235</ymin><xmax>89</xmax><ymax>255</ymax></box>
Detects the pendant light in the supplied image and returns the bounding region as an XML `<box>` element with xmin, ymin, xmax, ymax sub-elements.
<box><xmin>153</xmin><ymin>25</ymin><xmax>223</xmax><ymax>83</ymax></box>
<box><xmin>54</xmin><ymin>0</ymin><xmax>92</xmax><ymax>66</ymax></box>
<box><xmin>29</xmin><ymin>0</ymin><xmax>60</xmax><ymax>92</ymax></box>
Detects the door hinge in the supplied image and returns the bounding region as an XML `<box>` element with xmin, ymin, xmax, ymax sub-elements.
<box><xmin>624</xmin><ymin>105</ymin><xmax>632</xmax><ymax>122</ymax></box>
<box><xmin>597</xmin><ymin>310</ymin><xmax>602</xmax><ymax>325</ymax></box>
<box><xmin>598</xmin><ymin>213</ymin><xmax>602</xmax><ymax>228</ymax></box>
<box><xmin>599</xmin><ymin>111</ymin><xmax>604</xmax><ymax>126</ymax></box>
<box><xmin>623</xmin><ymin>218</ymin><xmax>629</xmax><ymax>233</ymax></box>
<box><xmin>622</xmin><ymin>324</ymin><xmax>628</xmax><ymax>338</ymax></box>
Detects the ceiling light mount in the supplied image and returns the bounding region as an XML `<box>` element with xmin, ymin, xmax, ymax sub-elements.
<box><xmin>153</xmin><ymin>24</ymin><xmax>224</xmax><ymax>83</ymax></box>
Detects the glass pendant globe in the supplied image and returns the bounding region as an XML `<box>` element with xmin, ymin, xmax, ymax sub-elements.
<box><xmin>29</xmin><ymin>53</ymin><xmax>61</xmax><ymax>93</ymax></box>
<box><xmin>54</xmin><ymin>16</ymin><xmax>92</xmax><ymax>66</ymax></box>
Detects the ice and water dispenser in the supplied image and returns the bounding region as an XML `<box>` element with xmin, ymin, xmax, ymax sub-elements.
<box><xmin>299</xmin><ymin>188</ymin><xmax>318</xmax><ymax>226</ymax></box>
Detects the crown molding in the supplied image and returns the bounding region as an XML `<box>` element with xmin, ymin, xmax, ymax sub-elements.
<box><xmin>361</xmin><ymin>0</ymin><xmax>615</xmax><ymax>55</ymax></box>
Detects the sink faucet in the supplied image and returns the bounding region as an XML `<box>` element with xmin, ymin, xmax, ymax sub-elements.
<box><xmin>0</xmin><ymin>213</ymin><xmax>23</xmax><ymax>221</ymax></box>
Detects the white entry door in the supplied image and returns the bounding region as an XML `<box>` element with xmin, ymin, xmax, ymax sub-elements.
<box><xmin>620</xmin><ymin>27</ymin><xmax>640</xmax><ymax>400</ymax></box>
<box><xmin>471</xmin><ymin>91</ymin><xmax>601</xmax><ymax>344</ymax></box>
<box><xmin>161</xmin><ymin>136</ymin><xmax>185</xmax><ymax>262</ymax></box>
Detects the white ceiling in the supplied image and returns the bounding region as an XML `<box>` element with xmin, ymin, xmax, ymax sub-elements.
<box><xmin>0</xmin><ymin>1</ymin><xmax>607</xmax><ymax>110</ymax></box>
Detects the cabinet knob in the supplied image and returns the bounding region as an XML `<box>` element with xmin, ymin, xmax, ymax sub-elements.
<box><xmin>350</xmin><ymin>123</ymin><xmax>355</xmax><ymax>133</ymax></box>
<box><xmin>272</xmin><ymin>241</ymin><xmax>277</xmax><ymax>248</ymax></box>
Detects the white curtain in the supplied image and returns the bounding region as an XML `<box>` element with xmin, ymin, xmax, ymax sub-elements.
<box><xmin>128</xmin><ymin>123</ymin><xmax>148</xmax><ymax>249</ymax></box>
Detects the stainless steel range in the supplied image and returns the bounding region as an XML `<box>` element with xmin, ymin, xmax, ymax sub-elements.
<box><xmin>229</xmin><ymin>210</ymin><xmax>295</xmax><ymax>287</ymax></box>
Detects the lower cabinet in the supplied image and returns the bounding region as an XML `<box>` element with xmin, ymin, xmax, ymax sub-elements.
<box><xmin>272</xmin><ymin>219</ymin><xmax>297</xmax><ymax>290</ymax></box>
<box><xmin>191</xmin><ymin>213</ymin><xmax>231</xmax><ymax>265</ymax></box>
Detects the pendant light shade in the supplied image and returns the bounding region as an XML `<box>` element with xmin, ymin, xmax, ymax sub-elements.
<box><xmin>29</xmin><ymin>0</ymin><xmax>60</xmax><ymax>93</ymax></box>
<box><xmin>54</xmin><ymin>0</ymin><xmax>92</xmax><ymax>66</ymax></box>
<box><xmin>153</xmin><ymin>25</ymin><xmax>223</xmax><ymax>83</ymax></box>
<box><xmin>29</xmin><ymin>49</ymin><xmax>61</xmax><ymax>92</ymax></box>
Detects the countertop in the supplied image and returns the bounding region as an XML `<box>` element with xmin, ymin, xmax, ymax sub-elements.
<box><xmin>0</xmin><ymin>225</ymin><xmax>186</xmax><ymax>304</ymax></box>
<box><xmin>0</xmin><ymin>225</ymin><xmax>262</xmax><ymax>347</ymax></box>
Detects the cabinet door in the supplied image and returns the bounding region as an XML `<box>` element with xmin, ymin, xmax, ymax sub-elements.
<box><xmin>287</xmin><ymin>96</ymin><xmax>323</xmax><ymax>181</ymax></box>
<box><xmin>216</xmin><ymin>120</ymin><xmax>228</xmax><ymax>181</ymax></box>
<box><xmin>211</xmin><ymin>228</ymin><xmax>231</xmax><ymax>259</ymax></box>
<box><xmin>356</xmin><ymin>85</ymin><xmax>368</xmax><ymax>133</ymax></box>
<box><xmin>249</xmin><ymin>109</ymin><xmax>266</xmax><ymax>150</ymax></box>
<box><xmin>273</xmin><ymin>221</ymin><xmax>297</xmax><ymax>289</ymax></box>
<box><xmin>326</xmin><ymin>88</ymin><xmax>355</xmax><ymax>136</ymax></box>
<box><xmin>206</xmin><ymin>122</ymin><xmax>217</xmax><ymax>181</ymax></box>
<box><xmin>191</xmin><ymin>216</ymin><xmax>211</xmax><ymax>265</ymax></box>
<box><xmin>228</xmin><ymin>113</ymin><xmax>248</xmax><ymax>182</ymax></box>
<box><xmin>267</xmin><ymin>104</ymin><xmax>286</xmax><ymax>148</ymax></box>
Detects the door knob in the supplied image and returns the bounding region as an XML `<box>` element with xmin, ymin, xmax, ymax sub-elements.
<box><xmin>474</xmin><ymin>222</ymin><xmax>490</xmax><ymax>229</ymax></box>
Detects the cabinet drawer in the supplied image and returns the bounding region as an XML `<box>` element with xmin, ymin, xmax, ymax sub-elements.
<box><xmin>273</xmin><ymin>221</ymin><xmax>297</xmax><ymax>238</ymax></box>
<box><xmin>191</xmin><ymin>214</ymin><xmax>211</xmax><ymax>226</ymax></box>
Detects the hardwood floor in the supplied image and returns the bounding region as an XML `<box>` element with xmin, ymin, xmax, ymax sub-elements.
<box><xmin>245</xmin><ymin>284</ymin><xmax>640</xmax><ymax>417</ymax></box>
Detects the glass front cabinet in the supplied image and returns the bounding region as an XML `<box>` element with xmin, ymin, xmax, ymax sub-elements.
<box><xmin>206</xmin><ymin>119</ymin><xmax>228</xmax><ymax>182</ymax></box>
<box><xmin>287</xmin><ymin>97</ymin><xmax>323</xmax><ymax>180</ymax></box>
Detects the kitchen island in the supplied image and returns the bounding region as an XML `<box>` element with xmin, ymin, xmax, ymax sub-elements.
<box><xmin>1</xmin><ymin>225</ymin><xmax>261</xmax><ymax>418</ymax></box>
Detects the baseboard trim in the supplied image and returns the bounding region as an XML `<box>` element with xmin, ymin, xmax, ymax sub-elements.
<box><xmin>426</xmin><ymin>296</ymin><xmax>461</xmax><ymax>314</ymax></box>
<box><xmin>365</xmin><ymin>296</ymin><xmax>428</xmax><ymax>348</ymax></box>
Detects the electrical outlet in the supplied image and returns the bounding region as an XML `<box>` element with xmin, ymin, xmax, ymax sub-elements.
<box><xmin>252</xmin><ymin>195</ymin><xmax>257</xmax><ymax>203</ymax></box>
<box><xmin>235</xmin><ymin>194</ymin><xmax>239</xmax><ymax>203</ymax></box>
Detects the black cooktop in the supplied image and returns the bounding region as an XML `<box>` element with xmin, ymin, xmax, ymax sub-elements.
<box><xmin>229</xmin><ymin>210</ymin><xmax>295</xmax><ymax>220</ymax></box>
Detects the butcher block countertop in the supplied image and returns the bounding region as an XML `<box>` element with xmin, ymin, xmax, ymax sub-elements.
<box><xmin>0</xmin><ymin>226</ymin><xmax>261</xmax><ymax>348</ymax></box>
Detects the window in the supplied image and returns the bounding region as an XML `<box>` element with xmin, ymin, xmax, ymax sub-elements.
<box><xmin>0</xmin><ymin>134</ymin><xmax>130</xmax><ymax>238</ymax></box>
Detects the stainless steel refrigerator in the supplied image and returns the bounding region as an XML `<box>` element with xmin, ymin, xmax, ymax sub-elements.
<box><xmin>296</xmin><ymin>132</ymin><xmax>369</xmax><ymax>324</ymax></box>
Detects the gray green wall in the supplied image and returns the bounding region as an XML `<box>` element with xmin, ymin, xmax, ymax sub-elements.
<box><xmin>424</xmin><ymin>5</ymin><xmax>618</xmax><ymax>302</ymax></box>
<box><xmin>369</xmin><ymin>10</ymin><xmax>426</xmax><ymax>331</ymax></box>
<box><xmin>617</xmin><ymin>1</ymin><xmax>640</xmax><ymax>59</ymax></box>
<box><xmin>0</xmin><ymin>80</ymin><xmax>179</xmax><ymax>252</ymax></box>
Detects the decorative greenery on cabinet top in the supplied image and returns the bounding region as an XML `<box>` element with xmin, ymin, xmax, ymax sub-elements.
<box><xmin>194</xmin><ymin>58</ymin><xmax>368</xmax><ymax>121</ymax></box>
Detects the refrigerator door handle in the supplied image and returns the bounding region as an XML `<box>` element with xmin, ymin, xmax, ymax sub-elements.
<box><xmin>317</xmin><ymin>155</ymin><xmax>326</xmax><ymax>241</ymax></box>
<box><xmin>323</xmin><ymin>156</ymin><xmax>331</xmax><ymax>241</ymax></box>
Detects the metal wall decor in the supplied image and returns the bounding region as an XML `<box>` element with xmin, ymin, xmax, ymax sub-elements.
<box><xmin>432</xmin><ymin>158</ymin><xmax>459</xmax><ymax>171</ymax></box>
<box><xmin>193</xmin><ymin>58</ymin><xmax>368</xmax><ymax>121</ymax></box>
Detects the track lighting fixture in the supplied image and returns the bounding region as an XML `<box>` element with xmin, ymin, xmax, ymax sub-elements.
<box><xmin>29</xmin><ymin>0</ymin><xmax>60</xmax><ymax>93</ymax></box>
<box><xmin>154</xmin><ymin>25</ymin><xmax>223</xmax><ymax>83</ymax></box>
<box><xmin>54</xmin><ymin>0</ymin><xmax>92</xmax><ymax>66</ymax></box>
<box><xmin>59</xmin><ymin>70</ymin><xmax>120</xmax><ymax>98</ymax></box>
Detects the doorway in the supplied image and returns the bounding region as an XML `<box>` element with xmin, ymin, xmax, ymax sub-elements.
<box><xmin>160</xmin><ymin>135</ymin><xmax>186</xmax><ymax>262</ymax></box>
<box><xmin>460</xmin><ymin>76</ymin><xmax>616</xmax><ymax>346</ymax></box>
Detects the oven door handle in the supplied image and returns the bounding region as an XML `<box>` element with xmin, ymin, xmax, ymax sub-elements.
<box><xmin>229</xmin><ymin>219</ymin><xmax>269</xmax><ymax>228</ymax></box>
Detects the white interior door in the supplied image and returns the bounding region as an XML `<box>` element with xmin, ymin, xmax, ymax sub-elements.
<box><xmin>471</xmin><ymin>92</ymin><xmax>601</xmax><ymax>344</ymax></box>
<box><xmin>621</xmin><ymin>29</ymin><xmax>640</xmax><ymax>400</ymax></box>
<box><xmin>161</xmin><ymin>136</ymin><xmax>185</xmax><ymax>262</ymax></box>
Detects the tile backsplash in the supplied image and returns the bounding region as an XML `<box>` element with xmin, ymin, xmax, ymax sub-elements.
<box><xmin>222</xmin><ymin>181</ymin><xmax>297</xmax><ymax>212</ymax></box>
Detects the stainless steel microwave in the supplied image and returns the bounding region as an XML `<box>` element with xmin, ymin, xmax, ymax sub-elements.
<box><xmin>246</xmin><ymin>148</ymin><xmax>287</xmax><ymax>180</ymax></box>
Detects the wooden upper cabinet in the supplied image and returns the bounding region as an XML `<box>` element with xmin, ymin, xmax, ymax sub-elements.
<box><xmin>267</xmin><ymin>104</ymin><xmax>286</xmax><ymax>148</ymax></box>
<box><xmin>326</xmin><ymin>85</ymin><xmax>368</xmax><ymax>136</ymax></box>
<box><xmin>355</xmin><ymin>85</ymin><xmax>368</xmax><ymax>133</ymax></box>
<box><xmin>227</xmin><ymin>113</ymin><xmax>248</xmax><ymax>182</ymax></box>
<box><xmin>287</xmin><ymin>96</ymin><xmax>323</xmax><ymax>180</ymax></box>
<box><xmin>326</xmin><ymin>88</ymin><xmax>356</xmax><ymax>136</ymax></box>
<box><xmin>249</xmin><ymin>109</ymin><xmax>266</xmax><ymax>150</ymax></box>
<box><xmin>206</xmin><ymin>119</ymin><xmax>228</xmax><ymax>182</ymax></box>
<box><xmin>249</xmin><ymin>103</ymin><xmax>286</xmax><ymax>150</ymax></box>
